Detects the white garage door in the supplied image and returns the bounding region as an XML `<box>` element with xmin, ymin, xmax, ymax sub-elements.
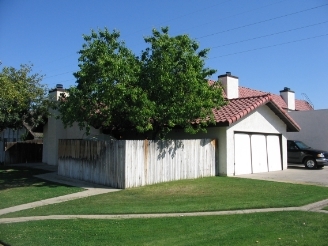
<box><xmin>234</xmin><ymin>133</ymin><xmax>252</xmax><ymax>175</ymax></box>
<box><xmin>251</xmin><ymin>135</ymin><xmax>268</xmax><ymax>173</ymax></box>
<box><xmin>267</xmin><ymin>135</ymin><xmax>282</xmax><ymax>171</ymax></box>
<box><xmin>234</xmin><ymin>133</ymin><xmax>282</xmax><ymax>175</ymax></box>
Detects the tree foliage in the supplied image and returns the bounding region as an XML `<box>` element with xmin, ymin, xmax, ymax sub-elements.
<box><xmin>58</xmin><ymin>27</ymin><xmax>226</xmax><ymax>139</ymax></box>
<box><xmin>58</xmin><ymin>29</ymin><xmax>153</xmax><ymax>135</ymax></box>
<box><xmin>0</xmin><ymin>64</ymin><xmax>49</xmax><ymax>132</ymax></box>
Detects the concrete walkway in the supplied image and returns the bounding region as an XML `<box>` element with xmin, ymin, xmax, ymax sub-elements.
<box><xmin>1</xmin><ymin>163</ymin><xmax>328</xmax><ymax>224</ymax></box>
<box><xmin>1</xmin><ymin>199</ymin><xmax>328</xmax><ymax>224</ymax></box>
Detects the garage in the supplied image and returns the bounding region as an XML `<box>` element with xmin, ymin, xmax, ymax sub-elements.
<box><xmin>234</xmin><ymin>133</ymin><xmax>282</xmax><ymax>175</ymax></box>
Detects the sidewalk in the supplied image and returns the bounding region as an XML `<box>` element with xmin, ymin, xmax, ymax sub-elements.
<box><xmin>1</xmin><ymin>199</ymin><xmax>328</xmax><ymax>224</ymax></box>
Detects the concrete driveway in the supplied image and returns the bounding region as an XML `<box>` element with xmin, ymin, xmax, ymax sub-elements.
<box><xmin>234</xmin><ymin>164</ymin><xmax>328</xmax><ymax>187</ymax></box>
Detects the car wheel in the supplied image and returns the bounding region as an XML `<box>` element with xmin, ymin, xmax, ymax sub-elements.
<box><xmin>304</xmin><ymin>158</ymin><xmax>317</xmax><ymax>169</ymax></box>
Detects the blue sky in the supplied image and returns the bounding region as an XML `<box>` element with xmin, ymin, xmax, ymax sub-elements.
<box><xmin>1</xmin><ymin>0</ymin><xmax>327</xmax><ymax>109</ymax></box>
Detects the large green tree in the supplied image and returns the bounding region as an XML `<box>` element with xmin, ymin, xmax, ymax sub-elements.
<box><xmin>58</xmin><ymin>27</ymin><xmax>226</xmax><ymax>139</ymax></box>
<box><xmin>0</xmin><ymin>64</ymin><xmax>49</xmax><ymax>132</ymax></box>
<box><xmin>140</xmin><ymin>27</ymin><xmax>225</xmax><ymax>138</ymax></box>
<box><xmin>58</xmin><ymin>29</ymin><xmax>154</xmax><ymax>136</ymax></box>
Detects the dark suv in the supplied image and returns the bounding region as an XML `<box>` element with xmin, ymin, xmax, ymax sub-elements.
<box><xmin>287</xmin><ymin>140</ymin><xmax>328</xmax><ymax>169</ymax></box>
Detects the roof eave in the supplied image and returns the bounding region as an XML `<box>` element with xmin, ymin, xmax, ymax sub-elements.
<box><xmin>215</xmin><ymin>94</ymin><xmax>271</xmax><ymax>126</ymax></box>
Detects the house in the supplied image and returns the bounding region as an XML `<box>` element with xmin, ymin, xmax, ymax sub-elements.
<box><xmin>161</xmin><ymin>72</ymin><xmax>314</xmax><ymax>176</ymax></box>
<box><xmin>43</xmin><ymin>72</ymin><xmax>313</xmax><ymax>177</ymax></box>
<box><xmin>42</xmin><ymin>85</ymin><xmax>113</xmax><ymax>165</ymax></box>
<box><xmin>285</xmin><ymin>109</ymin><xmax>328</xmax><ymax>150</ymax></box>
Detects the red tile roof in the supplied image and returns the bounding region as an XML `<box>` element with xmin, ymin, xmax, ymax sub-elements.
<box><xmin>270</xmin><ymin>94</ymin><xmax>287</xmax><ymax>109</ymax></box>
<box><xmin>213</xmin><ymin>94</ymin><xmax>271</xmax><ymax>124</ymax></box>
<box><xmin>238</xmin><ymin>86</ymin><xmax>267</xmax><ymax>98</ymax></box>
<box><xmin>206</xmin><ymin>80</ymin><xmax>313</xmax><ymax>131</ymax></box>
<box><xmin>295</xmin><ymin>99</ymin><xmax>313</xmax><ymax>111</ymax></box>
<box><xmin>212</xmin><ymin>94</ymin><xmax>300</xmax><ymax>132</ymax></box>
<box><xmin>218</xmin><ymin>85</ymin><xmax>313</xmax><ymax>111</ymax></box>
<box><xmin>238</xmin><ymin>86</ymin><xmax>313</xmax><ymax>111</ymax></box>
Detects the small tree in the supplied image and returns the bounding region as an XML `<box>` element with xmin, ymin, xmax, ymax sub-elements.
<box><xmin>58</xmin><ymin>27</ymin><xmax>226</xmax><ymax>139</ymax></box>
<box><xmin>0</xmin><ymin>64</ymin><xmax>49</xmax><ymax>132</ymax></box>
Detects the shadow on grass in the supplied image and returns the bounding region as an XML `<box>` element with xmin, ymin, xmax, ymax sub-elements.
<box><xmin>0</xmin><ymin>166</ymin><xmax>72</xmax><ymax>190</ymax></box>
<box><xmin>0</xmin><ymin>240</ymin><xmax>10</xmax><ymax>246</ymax></box>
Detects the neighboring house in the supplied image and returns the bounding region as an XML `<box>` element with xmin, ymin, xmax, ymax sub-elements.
<box><xmin>43</xmin><ymin>72</ymin><xmax>313</xmax><ymax>177</ymax></box>
<box><xmin>286</xmin><ymin>109</ymin><xmax>328</xmax><ymax>150</ymax></box>
<box><xmin>242</xmin><ymin>85</ymin><xmax>328</xmax><ymax>151</ymax></box>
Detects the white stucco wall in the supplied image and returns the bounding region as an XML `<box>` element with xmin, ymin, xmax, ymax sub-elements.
<box><xmin>286</xmin><ymin>109</ymin><xmax>328</xmax><ymax>150</ymax></box>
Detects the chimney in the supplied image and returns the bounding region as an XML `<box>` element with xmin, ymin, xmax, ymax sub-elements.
<box><xmin>280</xmin><ymin>87</ymin><xmax>295</xmax><ymax>111</ymax></box>
<box><xmin>218</xmin><ymin>72</ymin><xmax>239</xmax><ymax>99</ymax></box>
<box><xmin>49</xmin><ymin>84</ymin><xmax>67</xmax><ymax>101</ymax></box>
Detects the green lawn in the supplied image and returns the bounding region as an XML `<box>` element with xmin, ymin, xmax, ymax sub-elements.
<box><xmin>0</xmin><ymin>166</ymin><xmax>84</xmax><ymax>209</ymax></box>
<box><xmin>1</xmin><ymin>211</ymin><xmax>327</xmax><ymax>246</ymax></box>
<box><xmin>2</xmin><ymin>176</ymin><xmax>328</xmax><ymax>218</ymax></box>
<box><xmin>1</xmin><ymin>169</ymin><xmax>328</xmax><ymax>245</ymax></box>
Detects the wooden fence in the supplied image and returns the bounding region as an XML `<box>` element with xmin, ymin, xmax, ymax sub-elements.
<box><xmin>58</xmin><ymin>139</ymin><xmax>217</xmax><ymax>189</ymax></box>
